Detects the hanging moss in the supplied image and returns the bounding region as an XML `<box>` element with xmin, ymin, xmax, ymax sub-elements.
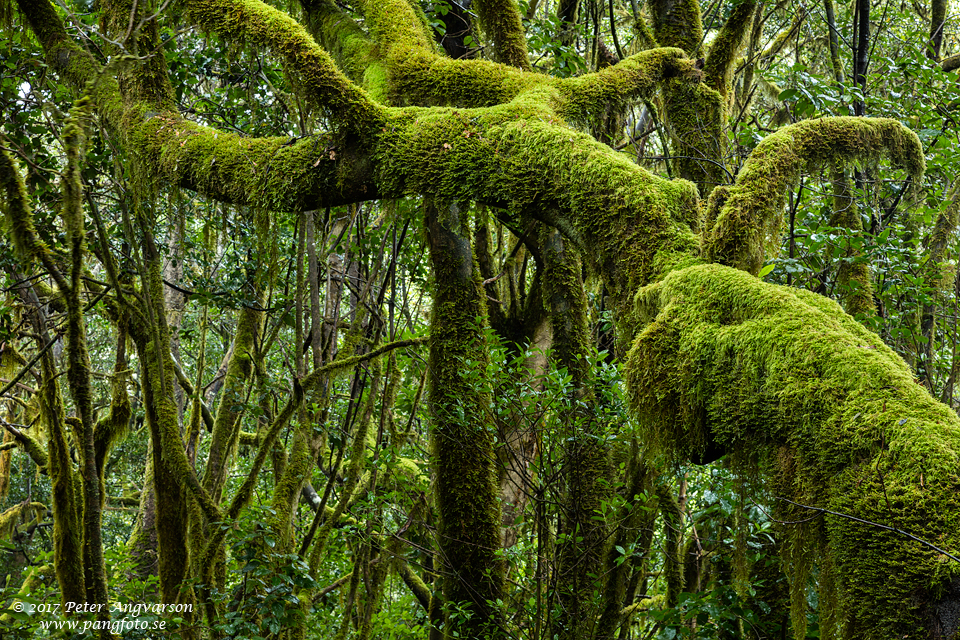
<box><xmin>0</xmin><ymin>147</ymin><xmax>49</xmax><ymax>265</ymax></box>
<box><xmin>703</xmin><ymin>117</ymin><xmax>925</xmax><ymax>275</ymax></box>
<box><xmin>625</xmin><ymin>263</ymin><xmax>960</xmax><ymax>637</ymax></box>
<box><xmin>17</xmin><ymin>0</ymin><xmax>125</xmax><ymax>129</ymax></box>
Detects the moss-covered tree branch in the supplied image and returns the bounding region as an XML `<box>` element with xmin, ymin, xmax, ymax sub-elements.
<box><xmin>702</xmin><ymin>0</ymin><xmax>757</xmax><ymax>102</ymax></box>
<box><xmin>473</xmin><ymin>0</ymin><xmax>531</xmax><ymax>70</ymax></box>
<box><xmin>185</xmin><ymin>0</ymin><xmax>386</xmax><ymax>132</ymax></box>
<box><xmin>703</xmin><ymin>117</ymin><xmax>924</xmax><ymax>275</ymax></box>
<box><xmin>298</xmin><ymin>0</ymin><xmax>387</xmax><ymax>99</ymax></box>
<box><xmin>626</xmin><ymin>264</ymin><xmax>960</xmax><ymax>636</ymax></box>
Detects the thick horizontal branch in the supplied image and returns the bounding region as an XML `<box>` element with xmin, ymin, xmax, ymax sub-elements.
<box><xmin>129</xmin><ymin>113</ymin><xmax>378</xmax><ymax>208</ymax></box>
<box><xmin>557</xmin><ymin>48</ymin><xmax>694</xmax><ymax>124</ymax></box>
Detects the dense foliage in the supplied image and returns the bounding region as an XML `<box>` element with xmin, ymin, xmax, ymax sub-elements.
<box><xmin>0</xmin><ymin>0</ymin><xmax>959</xmax><ymax>639</ymax></box>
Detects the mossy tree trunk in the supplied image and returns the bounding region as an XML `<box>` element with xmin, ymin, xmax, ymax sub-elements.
<box><xmin>828</xmin><ymin>160</ymin><xmax>875</xmax><ymax>317</ymax></box>
<box><xmin>541</xmin><ymin>226</ymin><xmax>612</xmax><ymax>640</ymax></box>
<box><xmin>650</xmin><ymin>0</ymin><xmax>755</xmax><ymax>195</ymax></box>
<box><xmin>11</xmin><ymin>0</ymin><xmax>960</xmax><ymax>636</ymax></box>
<box><xmin>2</xmin><ymin>112</ymin><xmax>110</xmax><ymax>624</ymax></box>
<box><xmin>61</xmin><ymin>97</ymin><xmax>112</xmax><ymax>633</ymax></box>
<box><xmin>475</xmin><ymin>219</ymin><xmax>552</xmax><ymax>548</ymax></box>
<box><xmin>426</xmin><ymin>200</ymin><xmax>505</xmax><ymax>638</ymax></box>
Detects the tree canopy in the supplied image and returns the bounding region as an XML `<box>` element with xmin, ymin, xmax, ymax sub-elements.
<box><xmin>1</xmin><ymin>0</ymin><xmax>960</xmax><ymax>638</ymax></box>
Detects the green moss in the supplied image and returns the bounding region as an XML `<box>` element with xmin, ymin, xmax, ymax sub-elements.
<box><xmin>0</xmin><ymin>501</ymin><xmax>46</xmax><ymax>540</ymax></box>
<box><xmin>702</xmin><ymin>0</ymin><xmax>757</xmax><ymax>103</ymax></box>
<box><xmin>39</xmin><ymin>352</ymin><xmax>86</xmax><ymax>605</ymax></box>
<box><xmin>387</xmin><ymin>51</ymin><xmax>548</xmax><ymax>107</ymax></box>
<box><xmin>186</xmin><ymin>0</ymin><xmax>386</xmax><ymax>131</ymax></box>
<box><xmin>18</xmin><ymin>0</ymin><xmax>126</xmax><ymax>128</ymax></box>
<box><xmin>0</xmin><ymin>147</ymin><xmax>48</xmax><ymax>265</ymax></box>
<box><xmin>828</xmin><ymin>160</ymin><xmax>875</xmax><ymax>316</ymax></box>
<box><xmin>202</xmin><ymin>303</ymin><xmax>263</xmax><ymax>503</ymax></box>
<box><xmin>647</xmin><ymin>0</ymin><xmax>703</xmax><ymax>55</ymax></box>
<box><xmin>558</xmin><ymin>48</ymin><xmax>692</xmax><ymax>125</ymax></box>
<box><xmin>129</xmin><ymin>112</ymin><xmax>373</xmax><ymax>210</ymax></box>
<box><xmin>376</xmin><ymin>99</ymin><xmax>700</xmax><ymax>308</ymax></box>
<box><xmin>301</xmin><ymin>0</ymin><xmax>374</xmax><ymax>79</ymax></box>
<box><xmin>625</xmin><ymin>263</ymin><xmax>960</xmax><ymax>637</ymax></box>
<box><xmin>473</xmin><ymin>0</ymin><xmax>531</xmax><ymax>70</ymax></box>
<box><xmin>426</xmin><ymin>201</ymin><xmax>504</xmax><ymax>638</ymax></box>
<box><xmin>656</xmin><ymin>484</ymin><xmax>684</xmax><ymax>608</ymax></box>
<box><xmin>270</xmin><ymin>423</ymin><xmax>314</xmax><ymax>550</ymax></box>
<box><xmin>703</xmin><ymin>117</ymin><xmax>925</xmax><ymax>275</ymax></box>
<box><xmin>101</xmin><ymin>0</ymin><xmax>177</xmax><ymax>109</ymax></box>
<box><xmin>662</xmin><ymin>79</ymin><xmax>728</xmax><ymax>196</ymax></box>
<box><xmin>357</xmin><ymin>0</ymin><xmax>433</xmax><ymax>54</ymax></box>
<box><xmin>758</xmin><ymin>10</ymin><xmax>805</xmax><ymax>67</ymax></box>
<box><xmin>541</xmin><ymin>227</ymin><xmax>612</xmax><ymax>640</ymax></box>
<box><xmin>93</xmin><ymin>362</ymin><xmax>131</xmax><ymax>500</ymax></box>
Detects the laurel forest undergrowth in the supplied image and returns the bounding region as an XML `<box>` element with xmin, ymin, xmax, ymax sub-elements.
<box><xmin>1</xmin><ymin>0</ymin><xmax>960</xmax><ymax>639</ymax></box>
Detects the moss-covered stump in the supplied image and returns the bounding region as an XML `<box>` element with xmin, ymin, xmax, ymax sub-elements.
<box><xmin>625</xmin><ymin>264</ymin><xmax>960</xmax><ymax>639</ymax></box>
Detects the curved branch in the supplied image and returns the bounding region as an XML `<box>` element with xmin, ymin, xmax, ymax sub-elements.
<box><xmin>702</xmin><ymin>0</ymin><xmax>757</xmax><ymax>101</ymax></box>
<box><xmin>557</xmin><ymin>47</ymin><xmax>694</xmax><ymax>124</ymax></box>
<box><xmin>186</xmin><ymin>0</ymin><xmax>386</xmax><ymax>132</ymax></box>
<box><xmin>626</xmin><ymin>262</ymin><xmax>960</xmax><ymax>636</ymax></box>
<box><xmin>702</xmin><ymin>117</ymin><xmax>925</xmax><ymax>274</ymax></box>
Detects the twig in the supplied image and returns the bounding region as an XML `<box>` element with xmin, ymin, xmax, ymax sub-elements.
<box><xmin>776</xmin><ymin>496</ymin><xmax>960</xmax><ymax>563</ymax></box>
